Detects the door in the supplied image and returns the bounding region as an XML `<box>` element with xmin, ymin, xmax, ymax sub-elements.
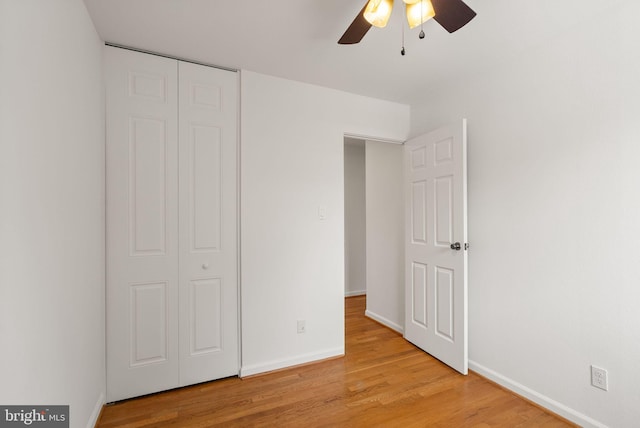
<box><xmin>178</xmin><ymin>61</ymin><xmax>239</xmax><ymax>385</ymax></box>
<box><xmin>404</xmin><ymin>120</ymin><xmax>468</xmax><ymax>374</ymax></box>
<box><xmin>106</xmin><ymin>47</ymin><xmax>239</xmax><ymax>402</ymax></box>
<box><xmin>106</xmin><ymin>48</ymin><xmax>180</xmax><ymax>401</ymax></box>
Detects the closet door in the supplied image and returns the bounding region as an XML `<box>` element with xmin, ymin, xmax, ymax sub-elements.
<box><xmin>106</xmin><ymin>47</ymin><xmax>239</xmax><ymax>402</ymax></box>
<box><xmin>178</xmin><ymin>62</ymin><xmax>238</xmax><ymax>385</ymax></box>
<box><xmin>106</xmin><ymin>47</ymin><xmax>180</xmax><ymax>401</ymax></box>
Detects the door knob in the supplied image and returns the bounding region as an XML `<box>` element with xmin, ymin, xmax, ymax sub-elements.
<box><xmin>450</xmin><ymin>242</ymin><xmax>461</xmax><ymax>251</ymax></box>
<box><xmin>202</xmin><ymin>263</ymin><xmax>210</xmax><ymax>270</ymax></box>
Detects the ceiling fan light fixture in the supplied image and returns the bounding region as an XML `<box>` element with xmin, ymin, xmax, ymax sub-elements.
<box><xmin>406</xmin><ymin>0</ymin><xmax>435</xmax><ymax>29</ymax></box>
<box><xmin>363</xmin><ymin>0</ymin><xmax>394</xmax><ymax>28</ymax></box>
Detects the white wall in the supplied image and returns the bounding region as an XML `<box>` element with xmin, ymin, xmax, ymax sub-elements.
<box><xmin>364</xmin><ymin>141</ymin><xmax>405</xmax><ymax>333</ymax></box>
<box><xmin>344</xmin><ymin>139</ymin><xmax>366</xmax><ymax>297</ymax></box>
<box><xmin>410</xmin><ymin>2</ymin><xmax>640</xmax><ymax>426</ymax></box>
<box><xmin>0</xmin><ymin>1</ymin><xmax>105</xmax><ymax>427</ymax></box>
<box><xmin>240</xmin><ymin>71</ymin><xmax>409</xmax><ymax>375</ymax></box>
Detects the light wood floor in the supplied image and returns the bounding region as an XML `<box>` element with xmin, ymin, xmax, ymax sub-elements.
<box><xmin>98</xmin><ymin>296</ymin><xmax>575</xmax><ymax>427</ymax></box>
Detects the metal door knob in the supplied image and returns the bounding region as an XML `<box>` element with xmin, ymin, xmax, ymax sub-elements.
<box><xmin>202</xmin><ymin>263</ymin><xmax>210</xmax><ymax>270</ymax></box>
<box><xmin>450</xmin><ymin>242</ymin><xmax>461</xmax><ymax>251</ymax></box>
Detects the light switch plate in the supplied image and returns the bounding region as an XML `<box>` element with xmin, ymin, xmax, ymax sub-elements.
<box><xmin>318</xmin><ymin>206</ymin><xmax>327</xmax><ymax>220</ymax></box>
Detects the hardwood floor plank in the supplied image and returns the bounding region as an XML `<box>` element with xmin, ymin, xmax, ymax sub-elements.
<box><xmin>97</xmin><ymin>296</ymin><xmax>575</xmax><ymax>427</ymax></box>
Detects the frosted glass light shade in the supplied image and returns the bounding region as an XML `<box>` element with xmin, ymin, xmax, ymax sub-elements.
<box><xmin>406</xmin><ymin>0</ymin><xmax>435</xmax><ymax>29</ymax></box>
<box><xmin>363</xmin><ymin>0</ymin><xmax>394</xmax><ymax>28</ymax></box>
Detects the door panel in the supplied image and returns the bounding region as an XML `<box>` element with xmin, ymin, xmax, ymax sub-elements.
<box><xmin>106</xmin><ymin>47</ymin><xmax>179</xmax><ymax>401</ymax></box>
<box><xmin>411</xmin><ymin>181</ymin><xmax>427</xmax><ymax>243</ymax></box>
<box><xmin>435</xmin><ymin>267</ymin><xmax>454</xmax><ymax>341</ymax></box>
<box><xmin>178</xmin><ymin>61</ymin><xmax>238</xmax><ymax>386</ymax></box>
<box><xmin>435</xmin><ymin>176</ymin><xmax>453</xmax><ymax>246</ymax></box>
<box><xmin>130</xmin><ymin>282</ymin><xmax>169</xmax><ymax>365</ymax></box>
<box><xmin>411</xmin><ymin>262</ymin><xmax>428</xmax><ymax>327</ymax></box>
<box><xmin>190</xmin><ymin>125</ymin><xmax>222</xmax><ymax>252</ymax></box>
<box><xmin>129</xmin><ymin>117</ymin><xmax>169</xmax><ymax>256</ymax></box>
<box><xmin>404</xmin><ymin>120</ymin><xmax>468</xmax><ymax>375</ymax></box>
<box><xmin>189</xmin><ymin>278</ymin><xmax>222</xmax><ymax>354</ymax></box>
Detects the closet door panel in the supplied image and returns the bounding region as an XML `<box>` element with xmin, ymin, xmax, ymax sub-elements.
<box><xmin>178</xmin><ymin>61</ymin><xmax>239</xmax><ymax>385</ymax></box>
<box><xmin>106</xmin><ymin>46</ymin><xmax>180</xmax><ymax>402</ymax></box>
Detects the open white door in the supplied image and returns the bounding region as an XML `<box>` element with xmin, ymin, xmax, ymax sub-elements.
<box><xmin>404</xmin><ymin>120</ymin><xmax>468</xmax><ymax>374</ymax></box>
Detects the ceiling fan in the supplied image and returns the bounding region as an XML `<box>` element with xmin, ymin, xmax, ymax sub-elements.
<box><xmin>338</xmin><ymin>0</ymin><xmax>476</xmax><ymax>45</ymax></box>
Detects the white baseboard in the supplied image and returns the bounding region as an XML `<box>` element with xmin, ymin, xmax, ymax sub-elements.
<box><xmin>87</xmin><ymin>392</ymin><xmax>105</xmax><ymax>428</ymax></box>
<box><xmin>469</xmin><ymin>360</ymin><xmax>608</xmax><ymax>428</ymax></box>
<box><xmin>365</xmin><ymin>310</ymin><xmax>403</xmax><ymax>334</ymax></box>
<box><xmin>345</xmin><ymin>290</ymin><xmax>366</xmax><ymax>297</ymax></box>
<box><xmin>239</xmin><ymin>347</ymin><xmax>344</xmax><ymax>377</ymax></box>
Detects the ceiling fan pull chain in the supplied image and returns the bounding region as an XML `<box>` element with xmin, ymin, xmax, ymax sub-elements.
<box><xmin>419</xmin><ymin>0</ymin><xmax>426</xmax><ymax>39</ymax></box>
<box><xmin>401</xmin><ymin>9</ymin><xmax>406</xmax><ymax>56</ymax></box>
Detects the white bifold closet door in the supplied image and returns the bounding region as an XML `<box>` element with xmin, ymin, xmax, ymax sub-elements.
<box><xmin>106</xmin><ymin>46</ymin><xmax>238</xmax><ymax>402</ymax></box>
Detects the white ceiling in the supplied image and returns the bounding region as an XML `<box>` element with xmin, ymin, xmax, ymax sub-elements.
<box><xmin>83</xmin><ymin>0</ymin><xmax>613</xmax><ymax>105</ymax></box>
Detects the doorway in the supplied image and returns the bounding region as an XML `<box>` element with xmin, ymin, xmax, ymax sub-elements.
<box><xmin>344</xmin><ymin>137</ymin><xmax>367</xmax><ymax>298</ymax></box>
<box><xmin>343</xmin><ymin>137</ymin><xmax>405</xmax><ymax>333</ymax></box>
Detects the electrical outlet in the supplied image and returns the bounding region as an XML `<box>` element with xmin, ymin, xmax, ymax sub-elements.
<box><xmin>591</xmin><ymin>365</ymin><xmax>608</xmax><ymax>391</ymax></box>
<box><xmin>297</xmin><ymin>320</ymin><xmax>306</xmax><ymax>334</ymax></box>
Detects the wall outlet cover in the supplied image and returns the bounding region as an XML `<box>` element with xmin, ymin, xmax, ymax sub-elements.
<box><xmin>591</xmin><ymin>365</ymin><xmax>608</xmax><ymax>391</ymax></box>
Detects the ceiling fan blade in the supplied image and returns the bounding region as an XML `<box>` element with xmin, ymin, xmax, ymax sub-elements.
<box><xmin>431</xmin><ymin>0</ymin><xmax>476</xmax><ymax>33</ymax></box>
<box><xmin>338</xmin><ymin>3</ymin><xmax>372</xmax><ymax>45</ymax></box>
